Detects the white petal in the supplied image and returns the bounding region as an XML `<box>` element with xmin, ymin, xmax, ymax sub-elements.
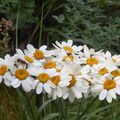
<box><xmin>4</xmin><ymin>54</ymin><xmax>10</xmax><ymax>60</ymax></box>
<box><xmin>16</xmin><ymin>49</ymin><xmax>24</xmax><ymax>58</ymax></box>
<box><xmin>115</xmin><ymin>87</ymin><xmax>120</xmax><ymax>95</ymax></box>
<box><xmin>27</xmin><ymin>44</ymin><xmax>35</xmax><ymax>53</ymax></box>
<box><xmin>83</xmin><ymin>45</ymin><xmax>90</xmax><ymax>58</ymax></box>
<box><xmin>109</xmin><ymin>89</ymin><xmax>116</xmax><ymax>99</ymax></box>
<box><xmin>72</xmin><ymin>87</ymin><xmax>82</xmax><ymax>99</ymax></box>
<box><xmin>40</xmin><ymin>45</ymin><xmax>47</xmax><ymax>50</ymax></box>
<box><xmin>59</xmin><ymin>81</ymin><xmax>69</xmax><ymax>87</ymax></box>
<box><xmin>72</xmin><ymin>45</ymin><xmax>82</xmax><ymax>52</ymax></box>
<box><xmin>55</xmin><ymin>41</ymin><xmax>62</xmax><ymax>48</ymax></box>
<box><xmin>11</xmin><ymin>79</ymin><xmax>21</xmax><ymax>88</ymax></box>
<box><xmin>56</xmin><ymin>87</ymin><xmax>62</xmax><ymax>97</ymax></box>
<box><xmin>106</xmin><ymin>91</ymin><xmax>112</xmax><ymax>103</ymax></box>
<box><xmin>0</xmin><ymin>58</ymin><xmax>4</xmax><ymax>63</ymax></box>
<box><xmin>52</xmin><ymin>91</ymin><xmax>57</xmax><ymax>100</ymax></box>
<box><xmin>67</xmin><ymin>40</ymin><xmax>73</xmax><ymax>46</ymax></box>
<box><xmin>99</xmin><ymin>90</ymin><xmax>107</xmax><ymax>100</ymax></box>
<box><xmin>4</xmin><ymin>79</ymin><xmax>11</xmax><ymax>87</ymax></box>
<box><xmin>44</xmin><ymin>83</ymin><xmax>51</xmax><ymax>93</ymax></box>
<box><xmin>36</xmin><ymin>83</ymin><xmax>43</xmax><ymax>94</ymax></box>
<box><xmin>69</xmin><ymin>92</ymin><xmax>75</xmax><ymax>102</ymax></box>
<box><xmin>24</xmin><ymin>50</ymin><xmax>32</xmax><ymax>57</ymax></box>
<box><xmin>22</xmin><ymin>80</ymin><xmax>32</xmax><ymax>92</ymax></box>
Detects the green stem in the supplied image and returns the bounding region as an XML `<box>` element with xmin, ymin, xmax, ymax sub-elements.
<box><xmin>77</xmin><ymin>97</ymin><xmax>97</xmax><ymax>120</ymax></box>
<box><xmin>64</xmin><ymin>100</ymin><xmax>68</xmax><ymax>120</ymax></box>
<box><xmin>17</xmin><ymin>88</ymin><xmax>37</xmax><ymax>120</ymax></box>
<box><xmin>16</xmin><ymin>0</ymin><xmax>21</xmax><ymax>49</ymax></box>
<box><xmin>39</xmin><ymin>0</ymin><xmax>44</xmax><ymax>47</ymax></box>
<box><xmin>76</xmin><ymin>98</ymin><xmax>83</xmax><ymax>120</ymax></box>
<box><xmin>58</xmin><ymin>98</ymin><xmax>64</xmax><ymax>120</ymax></box>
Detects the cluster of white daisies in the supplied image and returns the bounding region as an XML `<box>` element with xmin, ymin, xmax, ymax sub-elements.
<box><xmin>0</xmin><ymin>40</ymin><xmax>120</xmax><ymax>103</ymax></box>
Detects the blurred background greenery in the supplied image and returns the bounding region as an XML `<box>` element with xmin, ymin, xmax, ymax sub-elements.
<box><xmin>0</xmin><ymin>0</ymin><xmax>120</xmax><ymax>120</ymax></box>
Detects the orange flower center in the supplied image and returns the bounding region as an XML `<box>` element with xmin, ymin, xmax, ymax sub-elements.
<box><xmin>24</xmin><ymin>56</ymin><xmax>34</xmax><ymax>63</ymax></box>
<box><xmin>111</xmin><ymin>70</ymin><xmax>120</xmax><ymax>77</ymax></box>
<box><xmin>38</xmin><ymin>73</ymin><xmax>50</xmax><ymax>83</ymax></box>
<box><xmin>86</xmin><ymin>57</ymin><xmax>98</xmax><ymax>66</ymax></box>
<box><xmin>63</xmin><ymin>55</ymin><xmax>74</xmax><ymax>62</ymax></box>
<box><xmin>50</xmin><ymin>75</ymin><xmax>60</xmax><ymax>86</ymax></box>
<box><xmin>99</xmin><ymin>68</ymin><xmax>108</xmax><ymax>75</ymax></box>
<box><xmin>112</xmin><ymin>58</ymin><xmax>117</xmax><ymax>63</ymax></box>
<box><xmin>44</xmin><ymin>61</ymin><xmax>56</xmax><ymax>69</ymax></box>
<box><xmin>104</xmin><ymin>79</ymin><xmax>116</xmax><ymax>90</ymax></box>
<box><xmin>63</xmin><ymin>46</ymin><xmax>73</xmax><ymax>53</ymax></box>
<box><xmin>0</xmin><ymin>65</ymin><xmax>8</xmax><ymax>76</ymax></box>
<box><xmin>56</xmin><ymin>69</ymin><xmax>61</xmax><ymax>72</ymax></box>
<box><xmin>15</xmin><ymin>69</ymin><xmax>29</xmax><ymax>80</ymax></box>
<box><xmin>33</xmin><ymin>50</ymin><xmax>44</xmax><ymax>60</ymax></box>
<box><xmin>68</xmin><ymin>75</ymin><xmax>76</xmax><ymax>88</ymax></box>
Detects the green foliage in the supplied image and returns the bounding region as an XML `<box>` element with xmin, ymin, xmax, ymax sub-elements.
<box><xmin>50</xmin><ymin>0</ymin><xmax>120</xmax><ymax>53</ymax></box>
<box><xmin>0</xmin><ymin>0</ymin><xmax>38</xmax><ymax>28</ymax></box>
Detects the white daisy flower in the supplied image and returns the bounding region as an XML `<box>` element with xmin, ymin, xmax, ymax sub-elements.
<box><xmin>0</xmin><ymin>54</ymin><xmax>14</xmax><ymax>85</ymax></box>
<box><xmin>105</xmin><ymin>51</ymin><xmax>120</xmax><ymax>66</ymax></box>
<box><xmin>10</xmin><ymin>64</ymin><xmax>35</xmax><ymax>92</ymax></box>
<box><xmin>28</xmin><ymin>67</ymin><xmax>58</xmax><ymax>94</ymax></box>
<box><xmin>24</xmin><ymin>44</ymin><xmax>53</xmax><ymax>66</ymax></box>
<box><xmin>91</xmin><ymin>75</ymin><xmax>120</xmax><ymax>103</ymax></box>
<box><xmin>79</xmin><ymin>45</ymin><xmax>104</xmax><ymax>66</ymax></box>
<box><xmin>62</xmin><ymin>62</ymin><xmax>89</xmax><ymax>102</ymax></box>
<box><xmin>54</xmin><ymin>49</ymin><xmax>79</xmax><ymax>64</ymax></box>
<box><xmin>91</xmin><ymin>60</ymin><xmax>118</xmax><ymax>77</ymax></box>
<box><xmin>16</xmin><ymin>49</ymin><xmax>34</xmax><ymax>64</ymax></box>
<box><xmin>48</xmin><ymin>69</ymin><xmax>71</xmax><ymax>100</ymax></box>
<box><xmin>53</xmin><ymin>39</ymin><xmax>82</xmax><ymax>54</ymax></box>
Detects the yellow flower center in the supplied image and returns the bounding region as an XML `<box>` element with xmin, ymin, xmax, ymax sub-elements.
<box><xmin>86</xmin><ymin>57</ymin><xmax>99</xmax><ymax>66</ymax></box>
<box><xmin>38</xmin><ymin>73</ymin><xmax>50</xmax><ymax>83</ymax></box>
<box><xmin>111</xmin><ymin>70</ymin><xmax>120</xmax><ymax>77</ymax></box>
<box><xmin>15</xmin><ymin>69</ymin><xmax>29</xmax><ymax>80</ymax></box>
<box><xmin>0</xmin><ymin>65</ymin><xmax>8</xmax><ymax>76</ymax></box>
<box><xmin>44</xmin><ymin>61</ymin><xmax>56</xmax><ymax>69</ymax></box>
<box><xmin>33</xmin><ymin>50</ymin><xmax>44</xmax><ymax>60</ymax></box>
<box><xmin>50</xmin><ymin>75</ymin><xmax>60</xmax><ymax>86</ymax></box>
<box><xmin>24</xmin><ymin>56</ymin><xmax>34</xmax><ymax>63</ymax></box>
<box><xmin>68</xmin><ymin>75</ymin><xmax>76</xmax><ymax>88</ymax></box>
<box><xmin>104</xmin><ymin>79</ymin><xmax>116</xmax><ymax>90</ymax></box>
<box><xmin>99</xmin><ymin>68</ymin><xmax>108</xmax><ymax>75</ymax></box>
<box><xmin>56</xmin><ymin>69</ymin><xmax>61</xmax><ymax>72</ymax></box>
<box><xmin>63</xmin><ymin>55</ymin><xmax>74</xmax><ymax>62</ymax></box>
<box><xmin>63</xmin><ymin>46</ymin><xmax>73</xmax><ymax>53</ymax></box>
<box><xmin>112</xmin><ymin>58</ymin><xmax>117</xmax><ymax>63</ymax></box>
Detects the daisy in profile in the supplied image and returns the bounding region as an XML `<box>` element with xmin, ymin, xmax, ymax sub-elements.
<box><xmin>91</xmin><ymin>75</ymin><xmax>120</xmax><ymax>103</ymax></box>
<box><xmin>48</xmin><ymin>69</ymin><xmax>71</xmax><ymax>100</ymax></box>
<box><xmin>28</xmin><ymin>67</ymin><xmax>59</xmax><ymax>94</ymax></box>
<box><xmin>16</xmin><ymin>49</ymin><xmax>34</xmax><ymax>65</ymax></box>
<box><xmin>54</xmin><ymin>49</ymin><xmax>80</xmax><ymax>65</ymax></box>
<box><xmin>62</xmin><ymin>62</ymin><xmax>89</xmax><ymax>102</ymax></box>
<box><xmin>10</xmin><ymin>62</ymin><xmax>35</xmax><ymax>92</ymax></box>
<box><xmin>91</xmin><ymin>60</ymin><xmax>118</xmax><ymax>77</ymax></box>
<box><xmin>53</xmin><ymin>39</ymin><xmax>82</xmax><ymax>54</ymax></box>
<box><xmin>0</xmin><ymin>54</ymin><xmax>14</xmax><ymax>85</ymax></box>
<box><xmin>24</xmin><ymin>44</ymin><xmax>53</xmax><ymax>66</ymax></box>
<box><xmin>78</xmin><ymin>45</ymin><xmax>105</xmax><ymax>73</ymax></box>
<box><xmin>105</xmin><ymin>51</ymin><xmax>120</xmax><ymax>66</ymax></box>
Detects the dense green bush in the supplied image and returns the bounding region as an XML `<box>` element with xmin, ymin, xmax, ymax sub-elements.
<box><xmin>0</xmin><ymin>0</ymin><xmax>119</xmax><ymax>53</ymax></box>
<box><xmin>52</xmin><ymin>0</ymin><xmax>120</xmax><ymax>53</ymax></box>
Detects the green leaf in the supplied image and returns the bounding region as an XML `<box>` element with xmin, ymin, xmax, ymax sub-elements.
<box><xmin>39</xmin><ymin>99</ymin><xmax>53</xmax><ymax>112</ymax></box>
<box><xmin>42</xmin><ymin>113</ymin><xmax>60</xmax><ymax>120</ymax></box>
